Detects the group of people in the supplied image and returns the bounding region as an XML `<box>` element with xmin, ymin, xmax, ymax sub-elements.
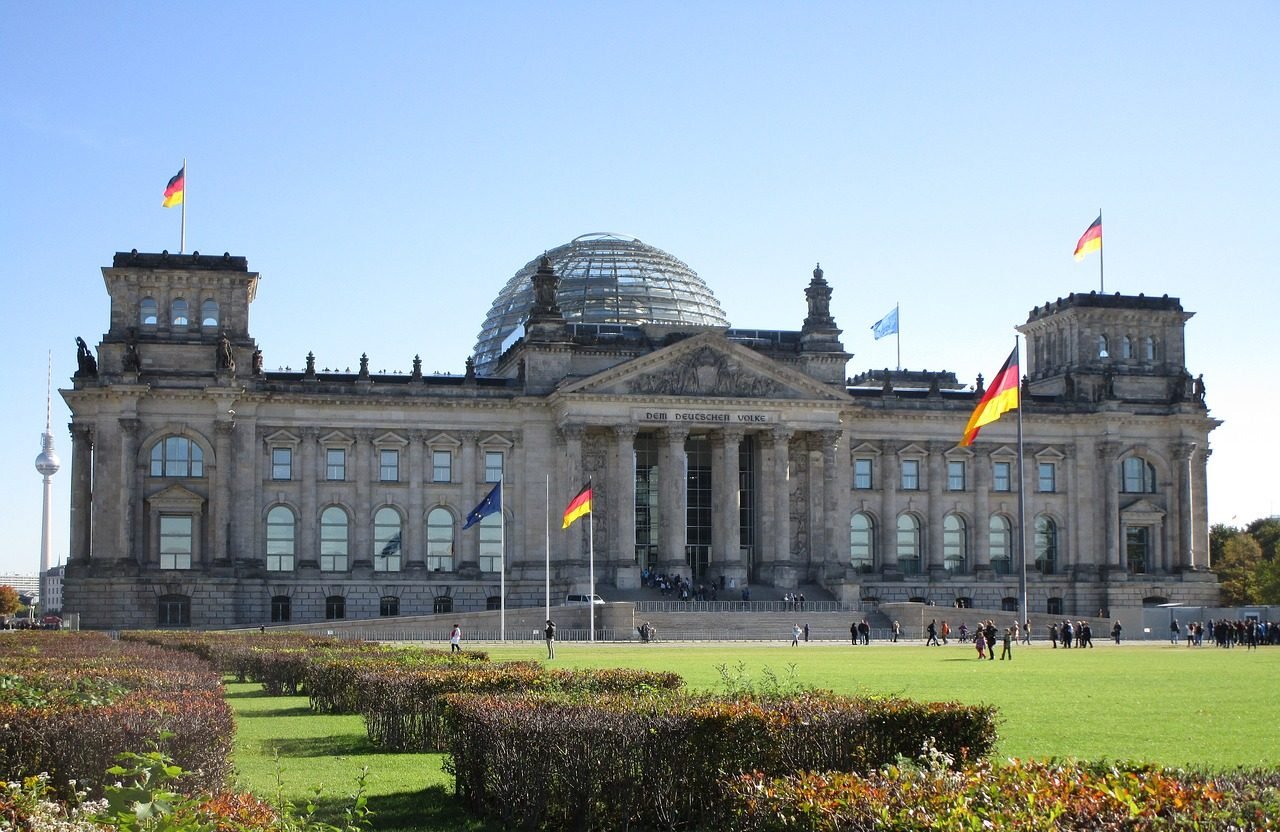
<box><xmin>1175</xmin><ymin>618</ymin><xmax>1273</xmax><ymax>648</ymax></box>
<box><xmin>1048</xmin><ymin>620</ymin><xmax>1095</xmax><ymax>648</ymax></box>
<box><xmin>849</xmin><ymin>619</ymin><xmax>871</xmax><ymax>645</ymax></box>
<box><xmin>782</xmin><ymin>592</ymin><xmax>807</xmax><ymax>610</ymax></box>
<box><xmin>968</xmin><ymin>620</ymin><xmax>1015</xmax><ymax>660</ymax></box>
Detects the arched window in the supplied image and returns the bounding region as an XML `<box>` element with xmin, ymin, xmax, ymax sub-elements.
<box><xmin>201</xmin><ymin>299</ymin><xmax>219</xmax><ymax>327</ymax></box>
<box><xmin>266</xmin><ymin>506</ymin><xmax>296</xmax><ymax>572</ymax></box>
<box><xmin>943</xmin><ymin>514</ymin><xmax>967</xmax><ymax>574</ymax></box>
<box><xmin>320</xmin><ymin>507</ymin><xmax>349</xmax><ymax>572</ymax></box>
<box><xmin>158</xmin><ymin>594</ymin><xmax>190</xmax><ymax>627</ymax></box>
<box><xmin>850</xmin><ymin>512</ymin><xmax>875</xmax><ymax>572</ymax></box>
<box><xmin>1034</xmin><ymin>515</ymin><xmax>1058</xmax><ymax>575</ymax></box>
<box><xmin>150</xmin><ymin>436</ymin><xmax>204</xmax><ymax>477</ymax></box>
<box><xmin>989</xmin><ymin>515</ymin><xmax>1012</xmax><ymax>575</ymax></box>
<box><xmin>896</xmin><ymin>514</ymin><xmax>921</xmax><ymax>575</ymax></box>
<box><xmin>478</xmin><ymin>512</ymin><xmax>502</xmax><ymax>572</ymax></box>
<box><xmin>271</xmin><ymin>595</ymin><xmax>291</xmax><ymax>622</ymax></box>
<box><xmin>427</xmin><ymin>507</ymin><xmax>454</xmax><ymax>572</ymax></box>
<box><xmin>1121</xmin><ymin>336</ymin><xmax>1133</xmax><ymax>359</ymax></box>
<box><xmin>325</xmin><ymin>595</ymin><xmax>346</xmax><ymax>620</ymax></box>
<box><xmin>1121</xmin><ymin>457</ymin><xmax>1157</xmax><ymax>493</ymax></box>
<box><xmin>140</xmin><ymin>297</ymin><xmax>158</xmax><ymax>326</ymax></box>
<box><xmin>171</xmin><ymin>298</ymin><xmax>189</xmax><ymax>327</ymax></box>
<box><xmin>1098</xmin><ymin>334</ymin><xmax>1109</xmax><ymax>358</ymax></box>
<box><xmin>1144</xmin><ymin>336</ymin><xmax>1156</xmax><ymax>361</ymax></box>
<box><xmin>373</xmin><ymin>507</ymin><xmax>403</xmax><ymax>572</ymax></box>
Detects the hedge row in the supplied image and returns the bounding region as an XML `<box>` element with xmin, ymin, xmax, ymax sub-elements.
<box><xmin>363</xmin><ymin>663</ymin><xmax>684</xmax><ymax>751</ymax></box>
<box><xmin>444</xmin><ymin>690</ymin><xmax>998</xmax><ymax>830</ymax></box>
<box><xmin>0</xmin><ymin>633</ymin><xmax>235</xmax><ymax>799</ymax></box>
<box><xmin>721</xmin><ymin>760</ymin><xmax>1280</xmax><ymax>831</ymax></box>
<box><xmin>306</xmin><ymin>648</ymin><xmax>488</xmax><ymax>714</ymax></box>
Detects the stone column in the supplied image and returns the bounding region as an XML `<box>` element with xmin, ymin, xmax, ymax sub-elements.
<box><xmin>712</xmin><ymin>429</ymin><xmax>745</xmax><ymax>584</ymax></box>
<box><xmin>1061</xmin><ymin>447</ymin><xmax>1077</xmax><ymax>574</ymax></box>
<box><xmin>212</xmin><ymin>419</ymin><xmax>235</xmax><ymax>566</ymax></box>
<box><xmin>973</xmin><ymin>448</ymin><xmax>992</xmax><ymax>574</ymax></box>
<box><xmin>1173</xmin><ymin>442</ymin><xmax>1196</xmax><ymax>571</ymax></box>
<box><xmin>658</xmin><ymin>427</ymin><xmax>689</xmax><ymax>575</ymax></box>
<box><xmin>559</xmin><ymin>425</ymin><xmax>586</xmax><ymax>562</ymax></box>
<box><xmin>458</xmin><ymin>431</ymin><xmax>480</xmax><ymax>568</ymax></box>
<box><xmin>926</xmin><ymin>441</ymin><xmax>946</xmax><ymax>576</ymax></box>
<box><xmin>406</xmin><ymin>430</ymin><xmax>427</xmax><ymax>569</ymax></box>
<box><xmin>90</xmin><ymin>419</ymin><xmax>118</xmax><ymax>562</ymax></box>
<box><xmin>119</xmin><ymin>418</ymin><xmax>142</xmax><ymax>564</ymax></box>
<box><xmin>879</xmin><ymin>440</ymin><xmax>899</xmax><ymax>575</ymax></box>
<box><xmin>1097</xmin><ymin>441</ymin><xmax>1121</xmax><ymax>574</ymax></box>
<box><xmin>771</xmin><ymin>428</ymin><xmax>794</xmax><ymax>581</ymax></box>
<box><xmin>69</xmin><ymin>424</ymin><xmax>94</xmax><ymax>564</ymax></box>
<box><xmin>298</xmin><ymin>428</ymin><xmax>318</xmax><ymax>567</ymax></box>
<box><xmin>614</xmin><ymin>427</ymin><xmax>639</xmax><ymax>584</ymax></box>
<box><xmin>819</xmin><ymin>430</ymin><xmax>841</xmax><ymax>578</ymax></box>
<box><xmin>231</xmin><ymin>413</ymin><xmax>257</xmax><ymax>564</ymax></box>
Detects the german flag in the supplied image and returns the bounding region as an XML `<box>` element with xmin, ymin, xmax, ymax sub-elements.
<box><xmin>562</xmin><ymin>482</ymin><xmax>592</xmax><ymax>529</ymax></box>
<box><xmin>162</xmin><ymin>165</ymin><xmax>185</xmax><ymax>208</ymax></box>
<box><xmin>1073</xmin><ymin>214</ymin><xmax>1102</xmax><ymax>261</ymax></box>
<box><xmin>960</xmin><ymin>347</ymin><xmax>1019</xmax><ymax>446</ymax></box>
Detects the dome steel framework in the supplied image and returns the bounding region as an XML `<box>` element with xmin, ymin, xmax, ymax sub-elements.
<box><xmin>473</xmin><ymin>233</ymin><xmax>729</xmax><ymax>373</ymax></box>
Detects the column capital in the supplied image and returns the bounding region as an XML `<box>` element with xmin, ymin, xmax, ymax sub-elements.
<box><xmin>558</xmin><ymin>424</ymin><xmax>586</xmax><ymax>443</ymax></box>
<box><xmin>1096</xmin><ymin>440</ymin><xmax>1120</xmax><ymax>460</ymax></box>
<box><xmin>1172</xmin><ymin>441</ymin><xmax>1199</xmax><ymax>461</ymax></box>
<box><xmin>118</xmin><ymin>417</ymin><xmax>143</xmax><ymax>436</ymax></box>
<box><xmin>69</xmin><ymin>423</ymin><xmax>94</xmax><ymax>444</ymax></box>
<box><xmin>659</xmin><ymin>426</ymin><xmax>690</xmax><ymax>443</ymax></box>
<box><xmin>214</xmin><ymin>420</ymin><xmax>235</xmax><ymax>437</ymax></box>
<box><xmin>613</xmin><ymin>425</ymin><xmax>639</xmax><ymax>443</ymax></box>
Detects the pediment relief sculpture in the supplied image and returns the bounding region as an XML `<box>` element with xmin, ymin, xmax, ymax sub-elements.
<box><xmin>626</xmin><ymin>346</ymin><xmax>781</xmax><ymax>398</ymax></box>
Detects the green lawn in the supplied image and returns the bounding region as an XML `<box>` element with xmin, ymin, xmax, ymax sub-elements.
<box><xmin>230</xmin><ymin>641</ymin><xmax>1280</xmax><ymax>832</ymax></box>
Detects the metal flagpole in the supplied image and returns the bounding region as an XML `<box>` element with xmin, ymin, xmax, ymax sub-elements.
<box><xmin>499</xmin><ymin>477</ymin><xmax>506</xmax><ymax>642</ymax></box>
<box><xmin>588</xmin><ymin>507</ymin><xmax>596</xmax><ymax>642</ymax></box>
<box><xmin>545</xmin><ymin>474</ymin><xmax>551</xmax><ymax>622</ymax></box>
<box><xmin>1098</xmin><ymin>208</ymin><xmax>1104</xmax><ymax>294</ymax></box>
<box><xmin>1014</xmin><ymin>336</ymin><xmax>1029</xmax><ymax>622</ymax></box>
<box><xmin>180</xmin><ymin>158</ymin><xmax>187</xmax><ymax>254</ymax></box>
<box><xmin>895</xmin><ymin>302</ymin><xmax>901</xmax><ymax>371</ymax></box>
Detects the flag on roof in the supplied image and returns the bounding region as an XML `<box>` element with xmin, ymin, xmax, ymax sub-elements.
<box><xmin>1073</xmin><ymin>214</ymin><xmax>1102</xmax><ymax>261</ymax></box>
<box><xmin>871</xmin><ymin>306</ymin><xmax>899</xmax><ymax>340</ymax></box>
<box><xmin>960</xmin><ymin>347</ymin><xmax>1020</xmax><ymax>446</ymax></box>
<box><xmin>162</xmin><ymin>165</ymin><xmax>185</xmax><ymax>208</ymax></box>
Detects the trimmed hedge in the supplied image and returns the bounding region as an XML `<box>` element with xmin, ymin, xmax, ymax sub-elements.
<box><xmin>306</xmin><ymin>648</ymin><xmax>488</xmax><ymax>715</ymax></box>
<box><xmin>444</xmin><ymin>690</ymin><xmax>997</xmax><ymax>830</ymax></box>
<box><xmin>362</xmin><ymin>663</ymin><xmax>684</xmax><ymax>751</ymax></box>
<box><xmin>720</xmin><ymin>760</ymin><xmax>1280</xmax><ymax>831</ymax></box>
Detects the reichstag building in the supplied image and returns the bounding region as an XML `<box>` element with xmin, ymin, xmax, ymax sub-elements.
<box><xmin>61</xmin><ymin>233</ymin><xmax>1221</xmax><ymax>629</ymax></box>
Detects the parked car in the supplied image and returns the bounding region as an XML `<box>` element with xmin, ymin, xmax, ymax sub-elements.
<box><xmin>564</xmin><ymin>593</ymin><xmax>605</xmax><ymax>605</ymax></box>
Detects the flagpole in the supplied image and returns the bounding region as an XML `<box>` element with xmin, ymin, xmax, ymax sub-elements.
<box><xmin>588</xmin><ymin>508</ymin><xmax>596</xmax><ymax>643</ymax></box>
<box><xmin>499</xmin><ymin>477</ymin><xmax>506</xmax><ymax>642</ymax></box>
<box><xmin>1098</xmin><ymin>208</ymin><xmax>1104</xmax><ymax>294</ymax></box>
<box><xmin>895</xmin><ymin>302</ymin><xmax>901</xmax><ymax>371</ymax></box>
<box><xmin>545</xmin><ymin>474</ymin><xmax>551</xmax><ymax>622</ymax></box>
<box><xmin>180</xmin><ymin>158</ymin><xmax>187</xmax><ymax>254</ymax></box>
<box><xmin>1014</xmin><ymin>336</ymin><xmax>1029</xmax><ymax>624</ymax></box>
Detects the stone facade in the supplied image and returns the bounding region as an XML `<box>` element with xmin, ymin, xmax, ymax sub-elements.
<box><xmin>61</xmin><ymin>251</ymin><xmax>1221</xmax><ymax>629</ymax></box>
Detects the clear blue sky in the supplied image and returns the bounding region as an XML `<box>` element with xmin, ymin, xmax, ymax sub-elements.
<box><xmin>2</xmin><ymin>2</ymin><xmax>1276</xmax><ymax>575</ymax></box>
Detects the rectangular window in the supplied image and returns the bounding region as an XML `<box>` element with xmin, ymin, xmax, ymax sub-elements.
<box><xmin>1126</xmin><ymin>526</ymin><xmax>1150</xmax><ymax>574</ymax></box>
<box><xmin>432</xmin><ymin>450</ymin><xmax>452</xmax><ymax>483</ymax></box>
<box><xmin>993</xmin><ymin>461</ymin><xmax>1012</xmax><ymax>492</ymax></box>
<box><xmin>1038</xmin><ymin>462</ymin><xmax>1057</xmax><ymax>493</ymax></box>
<box><xmin>901</xmin><ymin>459</ymin><xmax>920</xmax><ymax>491</ymax></box>
<box><xmin>271</xmin><ymin>447</ymin><xmax>292</xmax><ymax>480</ymax></box>
<box><xmin>947</xmin><ymin>460</ymin><xmax>966</xmax><ymax>491</ymax></box>
<box><xmin>854</xmin><ymin>458</ymin><xmax>873</xmax><ymax>490</ymax></box>
<box><xmin>159</xmin><ymin>515</ymin><xmax>193</xmax><ymax>570</ymax></box>
<box><xmin>326</xmin><ymin>448</ymin><xmax>346</xmax><ymax>481</ymax></box>
<box><xmin>484</xmin><ymin>451</ymin><xmax>503</xmax><ymax>483</ymax></box>
<box><xmin>379</xmin><ymin>449</ymin><xmax>399</xmax><ymax>482</ymax></box>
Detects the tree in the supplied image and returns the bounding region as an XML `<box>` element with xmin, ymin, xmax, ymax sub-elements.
<box><xmin>1246</xmin><ymin>517</ymin><xmax>1280</xmax><ymax>561</ymax></box>
<box><xmin>1257</xmin><ymin>558</ymin><xmax>1280</xmax><ymax>606</ymax></box>
<box><xmin>1216</xmin><ymin>534</ymin><xmax>1262</xmax><ymax>605</ymax></box>
<box><xmin>0</xmin><ymin>585</ymin><xmax>19</xmax><ymax>617</ymax></box>
<box><xmin>1209</xmin><ymin>523</ymin><xmax>1238</xmax><ymax>567</ymax></box>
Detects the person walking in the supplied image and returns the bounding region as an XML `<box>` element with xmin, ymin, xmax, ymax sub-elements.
<box><xmin>984</xmin><ymin>621</ymin><xmax>997</xmax><ymax>660</ymax></box>
<box><xmin>791</xmin><ymin>623</ymin><xmax>802</xmax><ymax>646</ymax></box>
<box><xmin>544</xmin><ymin>619</ymin><xmax>557</xmax><ymax>659</ymax></box>
<box><xmin>926</xmin><ymin>619</ymin><xmax>940</xmax><ymax>646</ymax></box>
<box><xmin>1170</xmin><ymin>620</ymin><xmax>1180</xmax><ymax>645</ymax></box>
<box><xmin>1021</xmin><ymin>620</ymin><xmax>1032</xmax><ymax>645</ymax></box>
<box><xmin>1000</xmin><ymin>627</ymin><xmax>1014</xmax><ymax>660</ymax></box>
<box><xmin>892</xmin><ymin>620</ymin><xmax>901</xmax><ymax>643</ymax></box>
<box><xmin>449</xmin><ymin>624</ymin><xmax>463</xmax><ymax>653</ymax></box>
<box><xmin>1111</xmin><ymin>620</ymin><xmax>1122</xmax><ymax>644</ymax></box>
<box><xmin>859</xmin><ymin>619</ymin><xmax>871</xmax><ymax>645</ymax></box>
<box><xmin>851</xmin><ymin>620</ymin><xmax>859</xmax><ymax>645</ymax></box>
<box><xmin>803</xmin><ymin>623</ymin><xmax>810</xmax><ymax>643</ymax></box>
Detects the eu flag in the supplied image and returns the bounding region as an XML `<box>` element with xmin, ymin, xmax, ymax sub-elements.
<box><xmin>871</xmin><ymin>306</ymin><xmax>899</xmax><ymax>340</ymax></box>
<box><xmin>463</xmin><ymin>481</ymin><xmax>502</xmax><ymax>529</ymax></box>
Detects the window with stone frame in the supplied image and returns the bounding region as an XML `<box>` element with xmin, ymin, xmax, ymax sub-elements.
<box><xmin>140</xmin><ymin>297</ymin><xmax>158</xmax><ymax>326</ymax></box>
<box><xmin>484</xmin><ymin>451</ymin><xmax>504</xmax><ymax>483</ymax></box>
<box><xmin>373</xmin><ymin>507</ymin><xmax>403</xmax><ymax>572</ymax></box>
<box><xmin>850</xmin><ymin>512</ymin><xmax>875</xmax><ymax>572</ymax></box>
<box><xmin>854</xmin><ymin>458</ymin><xmax>873</xmax><ymax>489</ymax></box>
<box><xmin>1126</xmin><ymin>526</ymin><xmax>1151</xmax><ymax>574</ymax></box>
<box><xmin>432</xmin><ymin>449</ymin><xmax>452</xmax><ymax>483</ymax></box>
<box><xmin>379</xmin><ymin>449</ymin><xmax>400</xmax><ymax>482</ymax></box>
<box><xmin>900</xmin><ymin>458</ymin><xmax>921</xmax><ymax>491</ymax></box>
<box><xmin>157</xmin><ymin>595</ymin><xmax>190</xmax><ymax>627</ymax></box>
<box><xmin>896</xmin><ymin>514</ymin><xmax>921</xmax><ymax>574</ymax></box>
<box><xmin>989</xmin><ymin>515</ymin><xmax>1012</xmax><ymax>575</ymax></box>
<box><xmin>1121</xmin><ymin>457</ymin><xmax>1157</xmax><ymax>493</ymax></box>
<box><xmin>150</xmin><ymin>436</ymin><xmax>204</xmax><ymax>478</ymax></box>
<box><xmin>159</xmin><ymin>515</ymin><xmax>193</xmax><ymax>570</ymax></box>
<box><xmin>266</xmin><ymin>505</ymin><xmax>296</xmax><ymax>571</ymax></box>
<box><xmin>1034</xmin><ymin>515</ymin><xmax>1058</xmax><ymax>574</ymax></box>
<box><xmin>325</xmin><ymin>595</ymin><xmax>346</xmax><ymax>620</ymax></box>
<box><xmin>478</xmin><ymin>512</ymin><xmax>502</xmax><ymax>572</ymax></box>
<box><xmin>171</xmin><ymin>298</ymin><xmax>189</xmax><ymax>327</ymax></box>
<box><xmin>943</xmin><ymin>514</ymin><xmax>967</xmax><ymax>574</ymax></box>
<box><xmin>992</xmin><ymin>459</ymin><xmax>1012</xmax><ymax>492</ymax></box>
<box><xmin>320</xmin><ymin>506</ymin><xmax>349</xmax><ymax>571</ymax></box>
<box><xmin>271</xmin><ymin>595</ymin><xmax>291</xmax><ymax>622</ymax></box>
<box><xmin>427</xmin><ymin>507</ymin><xmax>454</xmax><ymax>571</ymax></box>
<box><xmin>271</xmin><ymin>447</ymin><xmax>293</xmax><ymax>480</ymax></box>
<box><xmin>201</xmin><ymin>299</ymin><xmax>219</xmax><ymax>327</ymax></box>
<box><xmin>947</xmin><ymin>460</ymin><xmax>966</xmax><ymax>491</ymax></box>
<box><xmin>326</xmin><ymin>448</ymin><xmax>347</xmax><ymax>481</ymax></box>
<box><xmin>380</xmin><ymin>596</ymin><xmax>400</xmax><ymax>617</ymax></box>
<box><xmin>1037</xmin><ymin>461</ymin><xmax>1057</xmax><ymax>493</ymax></box>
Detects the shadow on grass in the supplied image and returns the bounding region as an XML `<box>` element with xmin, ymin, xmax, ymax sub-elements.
<box><xmin>238</xmin><ymin>705</ymin><xmax>314</xmax><ymax>718</ymax></box>
<box><xmin>261</xmin><ymin>734</ymin><xmax>378</xmax><ymax>758</ymax></box>
<box><xmin>306</xmin><ymin>786</ymin><xmax>501</xmax><ymax>832</ymax></box>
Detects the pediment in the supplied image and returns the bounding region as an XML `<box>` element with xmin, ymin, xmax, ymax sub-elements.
<box><xmin>1120</xmin><ymin>498</ymin><xmax>1166</xmax><ymax>518</ymax></box>
<box><xmin>478</xmin><ymin>433</ymin><xmax>514</xmax><ymax>450</ymax></box>
<box><xmin>319</xmin><ymin>430</ymin><xmax>353</xmax><ymax>446</ymax></box>
<box><xmin>146</xmin><ymin>484</ymin><xmax>205</xmax><ymax>508</ymax></box>
<box><xmin>559</xmin><ymin>332</ymin><xmax>848</xmax><ymax>402</ymax></box>
<box><xmin>373</xmin><ymin>431</ymin><xmax>408</xmax><ymax>448</ymax></box>
<box><xmin>425</xmin><ymin>432</ymin><xmax>461</xmax><ymax>449</ymax></box>
<box><xmin>263</xmin><ymin>429</ymin><xmax>301</xmax><ymax>446</ymax></box>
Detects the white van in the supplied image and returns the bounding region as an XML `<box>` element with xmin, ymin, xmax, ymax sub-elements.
<box><xmin>565</xmin><ymin>593</ymin><xmax>605</xmax><ymax>605</ymax></box>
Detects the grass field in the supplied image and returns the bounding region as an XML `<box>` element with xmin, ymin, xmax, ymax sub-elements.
<box><xmin>230</xmin><ymin>641</ymin><xmax>1279</xmax><ymax>832</ymax></box>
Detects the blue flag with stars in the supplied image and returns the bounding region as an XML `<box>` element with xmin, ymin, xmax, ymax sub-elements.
<box><xmin>871</xmin><ymin>306</ymin><xmax>899</xmax><ymax>340</ymax></box>
<box><xmin>463</xmin><ymin>481</ymin><xmax>502</xmax><ymax>529</ymax></box>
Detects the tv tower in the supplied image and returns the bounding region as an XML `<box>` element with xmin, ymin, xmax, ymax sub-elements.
<box><xmin>34</xmin><ymin>352</ymin><xmax>60</xmax><ymax>614</ymax></box>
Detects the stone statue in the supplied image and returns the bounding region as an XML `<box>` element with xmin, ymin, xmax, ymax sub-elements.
<box><xmin>122</xmin><ymin>328</ymin><xmax>141</xmax><ymax>373</ymax></box>
<box><xmin>217</xmin><ymin>332</ymin><xmax>236</xmax><ymax>374</ymax></box>
<box><xmin>464</xmin><ymin>356</ymin><xmax>476</xmax><ymax>380</ymax></box>
<box><xmin>75</xmin><ymin>337</ymin><xmax>97</xmax><ymax>377</ymax></box>
<box><xmin>252</xmin><ymin>349</ymin><xmax>264</xmax><ymax>376</ymax></box>
<box><xmin>1194</xmin><ymin>374</ymin><xmax>1206</xmax><ymax>404</ymax></box>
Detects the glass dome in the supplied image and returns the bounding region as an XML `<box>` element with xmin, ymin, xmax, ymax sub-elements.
<box><xmin>473</xmin><ymin>233</ymin><xmax>730</xmax><ymax>373</ymax></box>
